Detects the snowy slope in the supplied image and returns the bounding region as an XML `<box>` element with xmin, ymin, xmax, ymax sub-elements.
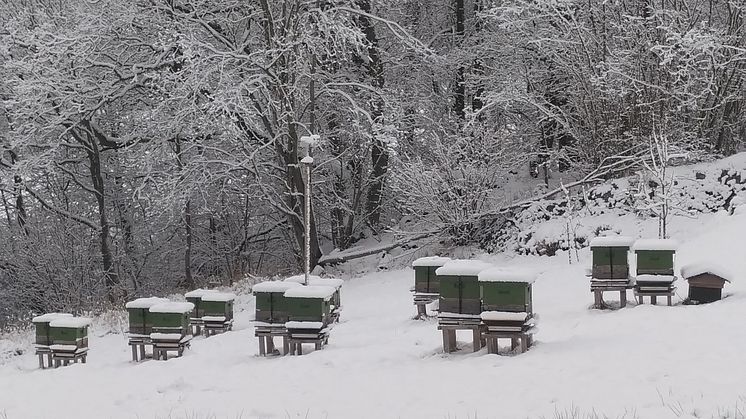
<box><xmin>1</xmin><ymin>157</ymin><xmax>746</xmax><ymax>418</ymax></box>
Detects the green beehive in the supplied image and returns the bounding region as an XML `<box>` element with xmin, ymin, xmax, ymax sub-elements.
<box><xmin>589</xmin><ymin>236</ymin><xmax>634</xmax><ymax>279</ymax></box>
<box><xmin>201</xmin><ymin>292</ymin><xmax>236</xmax><ymax>322</ymax></box>
<box><xmin>436</xmin><ymin>260</ymin><xmax>493</xmax><ymax>315</ymax></box>
<box><xmin>184</xmin><ymin>289</ymin><xmax>217</xmax><ymax>319</ymax></box>
<box><xmin>283</xmin><ymin>285</ymin><xmax>336</xmax><ymax>327</ymax></box>
<box><xmin>633</xmin><ymin>239</ymin><xmax>678</xmax><ymax>276</ymax></box>
<box><xmin>254</xmin><ymin>281</ymin><xmax>302</xmax><ymax>324</ymax></box>
<box><xmin>149</xmin><ymin>302</ymin><xmax>194</xmax><ymax>338</ymax></box>
<box><xmin>125</xmin><ymin>297</ymin><xmax>169</xmax><ymax>336</ymax></box>
<box><xmin>478</xmin><ymin>268</ymin><xmax>536</xmax><ymax>313</ymax></box>
<box><xmin>32</xmin><ymin>313</ymin><xmax>73</xmax><ymax>346</ymax></box>
<box><xmin>412</xmin><ymin>256</ymin><xmax>451</xmax><ymax>294</ymax></box>
<box><xmin>48</xmin><ymin>317</ymin><xmax>92</xmax><ymax>350</ymax></box>
<box><xmin>285</xmin><ymin>275</ymin><xmax>344</xmax><ymax>313</ymax></box>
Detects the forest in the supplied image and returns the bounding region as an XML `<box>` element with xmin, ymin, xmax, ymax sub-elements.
<box><xmin>1</xmin><ymin>0</ymin><xmax>744</xmax><ymax>323</ymax></box>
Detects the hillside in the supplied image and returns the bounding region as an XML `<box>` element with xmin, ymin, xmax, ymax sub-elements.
<box><xmin>1</xmin><ymin>155</ymin><xmax>746</xmax><ymax>419</ymax></box>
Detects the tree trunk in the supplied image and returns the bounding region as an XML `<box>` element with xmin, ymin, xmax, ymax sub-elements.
<box><xmin>357</xmin><ymin>0</ymin><xmax>388</xmax><ymax>230</ymax></box>
<box><xmin>453</xmin><ymin>0</ymin><xmax>466</xmax><ymax>118</ymax></box>
<box><xmin>174</xmin><ymin>139</ymin><xmax>195</xmax><ymax>289</ymax></box>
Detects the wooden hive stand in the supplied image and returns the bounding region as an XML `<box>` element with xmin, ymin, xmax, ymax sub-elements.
<box><xmin>32</xmin><ymin>313</ymin><xmax>73</xmax><ymax>369</ymax></box>
<box><xmin>632</xmin><ymin>239</ymin><xmax>679</xmax><ymax>306</ymax></box>
<box><xmin>283</xmin><ymin>284</ymin><xmax>336</xmax><ymax>355</ymax></box>
<box><xmin>588</xmin><ymin>236</ymin><xmax>635</xmax><ymax>309</ymax></box>
<box><xmin>411</xmin><ymin>256</ymin><xmax>451</xmax><ymax>319</ymax></box>
<box><xmin>48</xmin><ymin>316</ymin><xmax>92</xmax><ymax>368</ymax></box>
<box><xmin>478</xmin><ymin>267</ymin><xmax>538</xmax><ymax>355</ymax></box>
<box><xmin>435</xmin><ymin>259</ymin><xmax>494</xmax><ymax>353</ymax></box>
<box><xmin>149</xmin><ymin>301</ymin><xmax>195</xmax><ymax>360</ymax></box>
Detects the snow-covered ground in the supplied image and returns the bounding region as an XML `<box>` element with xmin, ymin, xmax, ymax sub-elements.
<box><xmin>1</xmin><ymin>207</ymin><xmax>746</xmax><ymax>419</ymax></box>
<box><xmin>1</xmin><ymin>154</ymin><xmax>746</xmax><ymax>419</ymax></box>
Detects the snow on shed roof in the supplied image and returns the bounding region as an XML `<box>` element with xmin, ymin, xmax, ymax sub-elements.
<box><xmin>478</xmin><ymin>267</ymin><xmax>537</xmax><ymax>284</ymax></box>
<box><xmin>435</xmin><ymin>259</ymin><xmax>493</xmax><ymax>276</ymax></box>
<box><xmin>589</xmin><ymin>236</ymin><xmax>635</xmax><ymax>248</ymax></box>
<box><xmin>681</xmin><ymin>263</ymin><xmax>733</xmax><ymax>282</ymax></box>
<box><xmin>49</xmin><ymin>317</ymin><xmax>92</xmax><ymax>328</ymax></box>
<box><xmin>201</xmin><ymin>292</ymin><xmax>236</xmax><ymax>302</ymax></box>
<box><xmin>252</xmin><ymin>281</ymin><xmax>302</xmax><ymax>294</ymax></box>
<box><xmin>125</xmin><ymin>297</ymin><xmax>170</xmax><ymax>309</ymax></box>
<box><xmin>633</xmin><ymin>239</ymin><xmax>679</xmax><ymax>251</ymax></box>
<box><xmin>32</xmin><ymin>313</ymin><xmax>73</xmax><ymax>323</ymax></box>
<box><xmin>184</xmin><ymin>289</ymin><xmax>219</xmax><ymax>298</ymax></box>
<box><xmin>149</xmin><ymin>302</ymin><xmax>195</xmax><ymax>313</ymax></box>
<box><xmin>284</xmin><ymin>285</ymin><xmax>336</xmax><ymax>300</ymax></box>
<box><xmin>412</xmin><ymin>256</ymin><xmax>452</xmax><ymax>267</ymax></box>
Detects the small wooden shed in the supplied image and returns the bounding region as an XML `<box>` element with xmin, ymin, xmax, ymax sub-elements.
<box><xmin>589</xmin><ymin>236</ymin><xmax>634</xmax><ymax>280</ymax></box>
<box><xmin>478</xmin><ymin>268</ymin><xmax>536</xmax><ymax>314</ymax></box>
<box><xmin>633</xmin><ymin>239</ymin><xmax>678</xmax><ymax>276</ymax></box>
<box><xmin>125</xmin><ymin>297</ymin><xmax>169</xmax><ymax>336</ymax></box>
<box><xmin>253</xmin><ymin>281</ymin><xmax>302</xmax><ymax>324</ymax></box>
<box><xmin>412</xmin><ymin>256</ymin><xmax>451</xmax><ymax>294</ymax></box>
<box><xmin>436</xmin><ymin>260</ymin><xmax>493</xmax><ymax>315</ymax></box>
<box><xmin>32</xmin><ymin>313</ymin><xmax>72</xmax><ymax>346</ymax></box>
<box><xmin>682</xmin><ymin>264</ymin><xmax>732</xmax><ymax>304</ymax></box>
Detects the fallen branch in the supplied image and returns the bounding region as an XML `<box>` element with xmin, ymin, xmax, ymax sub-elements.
<box><xmin>317</xmin><ymin>230</ymin><xmax>440</xmax><ymax>266</ymax></box>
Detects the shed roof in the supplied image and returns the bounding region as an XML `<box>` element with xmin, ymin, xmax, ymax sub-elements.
<box><xmin>681</xmin><ymin>263</ymin><xmax>733</xmax><ymax>282</ymax></box>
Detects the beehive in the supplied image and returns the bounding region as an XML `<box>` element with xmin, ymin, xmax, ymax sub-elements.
<box><xmin>184</xmin><ymin>289</ymin><xmax>218</xmax><ymax>319</ymax></box>
<box><xmin>201</xmin><ymin>293</ymin><xmax>236</xmax><ymax>323</ymax></box>
<box><xmin>125</xmin><ymin>297</ymin><xmax>169</xmax><ymax>336</ymax></box>
<box><xmin>253</xmin><ymin>281</ymin><xmax>302</xmax><ymax>324</ymax></box>
<box><xmin>589</xmin><ymin>236</ymin><xmax>634</xmax><ymax>280</ymax></box>
<box><xmin>478</xmin><ymin>268</ymin><xmax>536</xmax><ymax>314</ymax></box>
<box><xmin>48</xmin><ymin>317</ymin><xmax>92</xmax><ymax>351</ymax></box>
<box><xmin>436</xmin><ymin>260</ymin><xmax>493</xmax><ymax>315</ymax></box>
<box><xmin>149</xmin><ymin>302</ymin><xmax>194</xmax><ymax>339</ymax></box>
<box><xmin>633</xmin><ymin>239</ymin><xmax>678</xmax><ymax>276</ymax></box>
<box><xmin>412</xmin><ymin>256</ymin><xmax>451</xmax><ymax>294</ymax></box>
<box><xmin>32</xmin><ymin>313</ymin><xmax>73</xmax><ymax>346</ymax></box>
<box><xmin>283</xmin><ymin>285</ymin><xmax>336</xmax><ymax>327</ymax></box>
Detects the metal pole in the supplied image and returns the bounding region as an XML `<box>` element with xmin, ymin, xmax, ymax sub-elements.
<box><xmin>304</xmin><ymin>159</ymin><xmax>311</xmax><ymax>286</ymax></box>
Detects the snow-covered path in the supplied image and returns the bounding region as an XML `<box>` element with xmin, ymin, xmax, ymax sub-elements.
<box><xmin>2</xmin><ymin>211</ymin><xmax>746</xmax><ymax>419</ymax></box>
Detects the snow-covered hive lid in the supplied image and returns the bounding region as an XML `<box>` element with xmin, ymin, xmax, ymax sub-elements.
<box><xmin>284</xmin><ymin>274</ymin><xmax>323</xmax><ymax>284</ymax></box>
<box><xmin>633</xmin><ymin>239</ymin><xmax>679</xmax><ymax>251</ymax></box>
<box><xmin>635</xmin><ymin>274</ymin><xmax>677</xmax><ymax>283</ymax></box>
<box><xmin>49</xmin><ymin>317</ymin><xmax>92</xmax><ymax>328</ymax></box>
<box><xmin>435</xmin><ymin>259</ymin><xmax>493</xmax><ymax>276</ymax></box>
<box><xmin>308</xmin><ymin>277</ymin><xmax>344</xmax><ymax>289</ymax></box>
<box><xmin>412</xmin><ymin>256</ymin><xmax>451</xmax><ymax>267</ymax></box>
<box><xmin>284</xmin><ymin>285</ymin><xmax>336</xmax><ymax>300</ymax></box>
<box><xmin>149</xmin><ymin>302</ymin><xmax>195</xmax><ymax>314</ymax></box>
<box><xmin>32</xmin><ymin>313</ymin><xmax>73</xmax><ymax>323</ymax></box>
<box><xmin>125</xmin><ymin>297</ymin><xmax>170</xmax><ymax>309</ymax></box>
<box><xmin>184</xmin><ymin>289</ymin><xmax>218</xmax><ymax>298</ymax></box>
<box><xmin>681</xmin><ymin>263</ymin><xmax>733</xmax><ymax>282</ymax></box>
<box><xmin>252</xmin><ymin>281</ymin><xmax>302</xmax><ymax>294</ymax></box>
<box><xmin>201</xmin><ymin>292</ymin><xmax>236</xmax><ymax>302</ymax></box>
<box><xmin>478</xmin><ymin>267</ymin><xmax>537</xmax><ymax>284</ymax></box>
<box><xmin>589</xmin><ymin>236</ymin><xmax>635</xmax><ymax>248</ymax></box>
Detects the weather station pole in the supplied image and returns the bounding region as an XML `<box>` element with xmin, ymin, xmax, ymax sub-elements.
<box><xmin>299</xmin><ymin>135</ymin><xmax>319</xmax><ymax>286</ymax></box>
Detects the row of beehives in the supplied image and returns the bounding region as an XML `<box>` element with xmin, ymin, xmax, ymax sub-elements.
<box><xmin>588</xmin><ymin>236</ymin><xmax>732</xmax><ymax>304</ymax></box>
<box><xmin>251</xmin><ymin>275</ymin><xmax>343</xmax><ymax>356</ymax></box>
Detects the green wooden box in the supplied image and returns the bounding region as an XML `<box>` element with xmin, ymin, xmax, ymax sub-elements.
<box><xmin>149</xmin><ymin>302</ymin><xmax>194</xmax><ymax>337</ymax></box>
<box><xmin>633</xmin><ymin>239</ymin><xmax>678</xmax><ymax>276</ymax></box>
<box><xmin>201</xmin><ymin>293</ymin><xmax>235</xmax><ymax>322</ymax></box>
<box><xmin>184</xmin><ymin>289</ymin><xmax>217</xmax><ymax>319</ymax></box>
<box><xmin>283</xmin><ymin>285</ymin><xmax>335</xmax><ymax>325</ymax></box>
<box><xmin>412</xmin><ymin>256</ymin><xmax>451</xmax><ymax>294</ymax></box>
<box><xmin>32</xmin><ymin>313</ymin><xmax>72</xmax><ymax>346</ymax></box>
<box><xmin>253</xmin><ymin>281</ymin><xmax>302</xmax><ymax>324</ymax></box>
<box><xmin>125</xmin><ymin>297</ymin><xmax>168</xmax><ymax>335</ymax></box>
<box><xmin>436</xmin><ymin>260</ymin><xmax>493</xmax><ymax>315</ymax></box>
<box><xmin>478</xmin><ymin>268</ymin><xmax>536</xmax><ymax>313</ymax></box>
<box><xmin>590</xmin><ymin>237</ymin><xmax>634</xmax><ymax>280</ymax></box>
<box><xmin>48</xmin><ymin>317</ymin><xmax>91</xmax><ymax>350</ymax></box>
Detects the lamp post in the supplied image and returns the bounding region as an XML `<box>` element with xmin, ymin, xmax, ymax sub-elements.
<box><xmin>299</xmin><ymin>135</ymin><xmax>319</xmax><ymax>286</ymax></box>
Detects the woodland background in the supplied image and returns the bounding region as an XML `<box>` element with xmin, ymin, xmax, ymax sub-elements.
<box><xmin>1</xmin><ymin>0</ymin><xmax>744</xmax><ymax>324</ymax></box>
